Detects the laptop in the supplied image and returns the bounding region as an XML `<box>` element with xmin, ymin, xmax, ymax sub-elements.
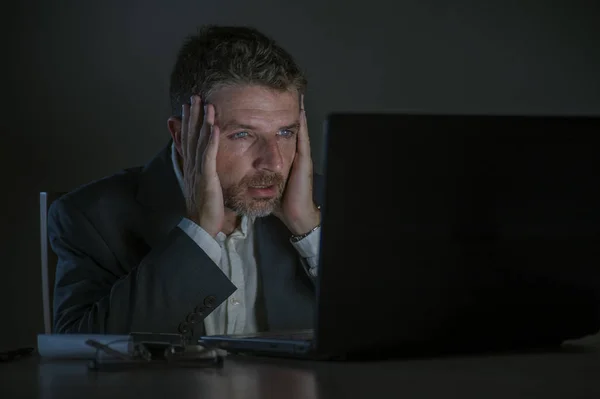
<box><xmin>200</xmin><ymin>113</ymin><xmax>600</xmax><ymax>359</ymax></box>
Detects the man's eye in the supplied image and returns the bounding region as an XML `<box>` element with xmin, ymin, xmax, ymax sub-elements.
<box><xmin>278</xmin><ymin>129</ymin><xmax>295</xmax><ymax>138</ymax></box>
<box><xmin>231</xmin><ymin>131</ymin><xmax>249</xmax><ymax>139</ymax></box>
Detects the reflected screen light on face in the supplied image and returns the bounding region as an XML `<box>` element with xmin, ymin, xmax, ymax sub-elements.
<box><xmin>210</xmin><ymin>84</ymin><xmax>300</xmax><ymax>217</ymax></box>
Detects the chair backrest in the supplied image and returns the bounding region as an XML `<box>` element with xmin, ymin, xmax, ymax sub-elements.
<box><xmin>40</xmin><ymin>192</ymin><xmax>66</xmax><ymax>334</ymax></box>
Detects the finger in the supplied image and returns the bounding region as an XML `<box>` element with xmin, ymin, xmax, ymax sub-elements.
<box><xmin>181</xmin><ymin>103</ymin><xmax>190</xmax><ymax>160</ymax></box>
<box><xmin>204</xmin><ymin>101</ymin><xmax>215</xmax><ymax>126</ymax></box>
<box><xmin>197</xmin><ymin>103</ymin><xmax>215</xmax><ymax>168</ymax></box>
<box><xmin>197</xmin><ymin>102</ymin><xmax>216</xmax><ymax>157</ymax></box>
<box><xmin>202</xmin><ymin>123</ymin><xmax>220</xmax><ymax>177</ymax></box>
<box><xmin>296</xmin><ymin>108</ymin><xmax>311</xmax><ymax>158</ymax></box>
<box><xmin>187</xmin><ymin>95</ymin><xmax>203</xmax><ymax>162</ymax></box>
<box><xmin>300</xmin><ymin>94</ymin><xmax>305</xmax><ymax>111</ymax></box>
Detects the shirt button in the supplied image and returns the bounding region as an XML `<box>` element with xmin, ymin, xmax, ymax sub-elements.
<box><xmin>230</xmin><ymin>298</ymin><xmax>240</xmax><ymax>305</ymax></box>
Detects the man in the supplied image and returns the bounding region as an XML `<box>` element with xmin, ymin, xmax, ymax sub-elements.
<box><xmin>49</xmin><ymin>25</ymin><xmax>323</xmax><ymax>341</ymax></box>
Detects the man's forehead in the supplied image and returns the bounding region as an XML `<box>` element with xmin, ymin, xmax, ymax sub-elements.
<box><xmin>216</xmin><ymin>104</ymin><xmax>298</xmax><ymax>116</ymax></box>
<box><xmin>210</xmin><ymin>85</ymin><xmax>299</xmax><ymax>112</ymax></box>
<box><xmin>211</xmin><ymin>86</ymin><xmax>299</xmax><ymax>128</ymax></box>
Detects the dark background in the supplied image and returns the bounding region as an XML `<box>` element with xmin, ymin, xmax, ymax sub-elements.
<box><xmin>2</xmin><ymin>0</ymin><xmax>599</xmax><ymax>347</ymax></box>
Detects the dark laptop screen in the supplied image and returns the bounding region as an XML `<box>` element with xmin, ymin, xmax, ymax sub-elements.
<box><xmin>317</xmin><ymin>113</ymin><xmax>600</xmax><ymax>354</ymax></box>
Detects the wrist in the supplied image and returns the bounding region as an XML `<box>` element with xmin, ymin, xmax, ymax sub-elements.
<box><xmin>192</xmin><ymin>216</ymin><xmax>220</xmax><ymax>238</ymax></box>
<box><xmin>200</xmin><ymin>224</ymin><xmax>220</xmax><ymax>238</ymax></box>
<box><xmin>290</xmin><ymin>224</ymin><xmax>320</xmax><ymax>243</ymax></box>
<box><xmin>286</xmin><ymin>205</ymin><xmax>321</xmax><ymax>236</ymax></box>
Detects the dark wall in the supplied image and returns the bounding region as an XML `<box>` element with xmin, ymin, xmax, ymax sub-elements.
<box><xmin>2</xmin><ymin>0</ymin><xmax>599</xmax><ymax>347</ymax></box>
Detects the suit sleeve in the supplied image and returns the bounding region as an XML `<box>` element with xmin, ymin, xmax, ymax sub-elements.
<box><xmin>48</xmin><ymin>198</ymin><xmax>236</xmax><ymax>335</ymax></box>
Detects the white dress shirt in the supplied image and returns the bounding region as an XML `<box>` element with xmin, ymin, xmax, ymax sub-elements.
<box><xmin>170</xmin><ymin>143</ymin><xmax>321</xmax><ymax>336</ymax></box>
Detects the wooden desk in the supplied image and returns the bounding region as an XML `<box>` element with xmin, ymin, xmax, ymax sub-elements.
<box><xmin>1</xmin><ymin>342</ymin><xmax>599</xmax><ymax>399</ymax></box>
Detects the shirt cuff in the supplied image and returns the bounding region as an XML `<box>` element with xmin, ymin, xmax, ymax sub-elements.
<box><xmin>290</xmin><ymin>226</ymin><xmax>321</xmax><ymax>257</ymax></box>
<box><xmin>291</xmin><ymin>227</ymin><xmax>321</xmax><ymax>277</ymax></box>
<box><xmin>177</xmin><ymin>218</ymin><xmax>222</xmax><ymax>265</ymax></box>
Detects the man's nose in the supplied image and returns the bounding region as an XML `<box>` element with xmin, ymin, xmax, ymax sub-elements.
<box><xmin>254</xmin><ymin>140</ymin><xmax>284</xmax><ymax>171</ymax></box>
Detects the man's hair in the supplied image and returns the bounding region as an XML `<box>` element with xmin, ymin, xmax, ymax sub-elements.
<box><xmin>169</xmin><ymin>25</ymin><xmax>307</xmax><ymax>116</ymax></box>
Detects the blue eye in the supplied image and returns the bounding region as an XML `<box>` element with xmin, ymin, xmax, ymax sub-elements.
<box><xmin>278</xmin><ymin>129</ymin><xmax>295</xmax><ymax>138</ymax></box>
<box><xmin>231</xmin><ymin>131</ymin><xmax>249</xmax><ymax>139</ymax></box>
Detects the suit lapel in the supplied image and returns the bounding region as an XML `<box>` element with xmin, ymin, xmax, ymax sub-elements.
<box><xmin>254</xmin><ymin>216</ymin><xmax>316</xmax><ymax>331</ymax></box>
<box><xmin>135</xmin><ymin>142</ymin><xmax>186</xmax><ymax>249</ymax></box>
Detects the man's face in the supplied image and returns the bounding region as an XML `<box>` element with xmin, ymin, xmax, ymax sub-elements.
<box><xmin>210</xmin><ymin>85</ymin><xmax>300</xmax><ymax>217</ymax></box>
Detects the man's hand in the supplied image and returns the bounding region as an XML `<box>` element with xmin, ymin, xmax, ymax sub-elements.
<box><xmin>275</xmin><ymin>95</ymin><xmax>320</xmax><ymax>236</ymax></box>
<box><xmin>181</xmin><ymin>95</ymin><xmax>224</xmax><ymax>237</ymax></box>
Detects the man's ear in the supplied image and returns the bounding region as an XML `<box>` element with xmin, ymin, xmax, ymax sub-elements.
<box><xmin>167</xmin><ymin>117</ymin><xmax>183</xmax><ymax>157</ymax></box>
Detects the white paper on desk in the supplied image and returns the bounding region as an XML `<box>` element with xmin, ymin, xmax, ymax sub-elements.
<box><xmin>37</xmin><ymin>334</ymin><xmax>132</xmax><ymax>359</ymax></box>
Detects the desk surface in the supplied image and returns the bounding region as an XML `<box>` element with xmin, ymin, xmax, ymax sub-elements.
<box><xmin>1</xmin><ymin>341</ymin><xmax>599</xmax><ymax>399</ymax></box>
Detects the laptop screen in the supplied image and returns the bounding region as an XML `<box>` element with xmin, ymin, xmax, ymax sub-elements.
<box><xmin>316</xmin><ymin>113</ymin><xmax>600</xmax><ymax>354</ymax></box>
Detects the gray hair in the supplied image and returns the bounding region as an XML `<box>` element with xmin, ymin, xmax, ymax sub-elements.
<box><xmin>169</xmin><ymin>25</ymin><xmax>307</xmax><ymax>116</ymax></box>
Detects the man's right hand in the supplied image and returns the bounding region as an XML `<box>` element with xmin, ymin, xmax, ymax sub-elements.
<box><xmin>181</xmin><ymin>95</ymin><xmax>224</xmax><ymax>238</ymax></box>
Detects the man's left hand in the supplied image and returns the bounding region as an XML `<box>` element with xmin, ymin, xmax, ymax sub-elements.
<box><xmin>274</xmin><ymin>95</ymin><xmax>320</xmax><ymax>236</ymax></box>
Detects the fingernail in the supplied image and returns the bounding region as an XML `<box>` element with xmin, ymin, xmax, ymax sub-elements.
<box><xmin>204</xmin><ymin>104</ymin><xmax>208</xmax><ymax>114</ymax></box>
<box><xmin>190</xmin><ymin>96</ymin><xmax>195</xmax><ymax>105</ymax></box>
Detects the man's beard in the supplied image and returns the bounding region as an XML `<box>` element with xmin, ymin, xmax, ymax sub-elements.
<box><xmin>223</xmin><ymin>172</ymin><xmax>286</xmax><ymax>217</ymax></box>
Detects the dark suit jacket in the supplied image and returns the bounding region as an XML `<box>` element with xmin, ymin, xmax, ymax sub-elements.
<box><xmin>49</xmin><ymin>142</ymin><xmax>323</xmax><ymax>339</ymax></box>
